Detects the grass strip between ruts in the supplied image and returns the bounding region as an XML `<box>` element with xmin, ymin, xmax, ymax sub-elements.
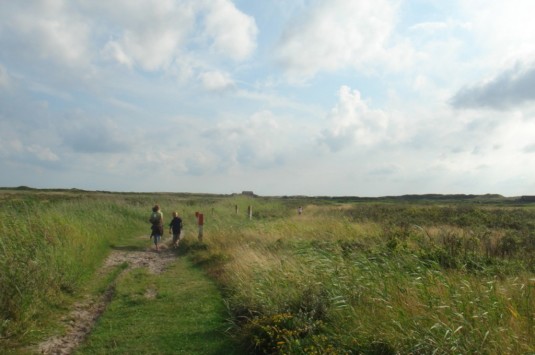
<box><xmin>76</xmin><ymin>254</ymin><xmax>239</xmax><ymax>355</ymax></box>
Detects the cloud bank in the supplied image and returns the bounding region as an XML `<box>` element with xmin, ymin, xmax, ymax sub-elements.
<box><xmin>1</xmin><ymin>0</ymin><xmax>535</xmax><ymax>196</ymax></box>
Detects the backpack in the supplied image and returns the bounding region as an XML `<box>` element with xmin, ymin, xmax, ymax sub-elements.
<box><xmin>150</xmin><ymin>211</ymin><xmax>161</xmax><ymax>225</ymax></box>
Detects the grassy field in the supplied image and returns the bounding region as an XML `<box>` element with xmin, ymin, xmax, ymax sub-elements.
<box><xmin>0</xmin><ymin>189</ymin><xmax>533</xmax><ymax>354</ymax></box>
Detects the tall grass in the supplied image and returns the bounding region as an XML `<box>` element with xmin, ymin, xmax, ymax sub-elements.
<box><xmin>0</xmin><ymin>194</ymin><xmax>148</xmax><ymax>345</ymax></box>
<box><xmin>0</xmin><ymin>190</ymin><xmax>235</xmax><ymax>349</ymax></box>
<box><xmin>1</xmin><ymin>191</ymin><xmax>533</xmax><ymax>354</ymax></box>
<box><xmin>188</xmin><ymin>199</ymin><xmax>535</xmax><ymax>354</ymax></box>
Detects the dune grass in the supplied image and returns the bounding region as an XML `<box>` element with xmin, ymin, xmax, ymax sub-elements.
<box><xmin>0</xmin><ymin>196</ymin><xmax>146</xmax><ymax>347</ymax></box>
<box><xmin>189</xmin><ymin>199</ymin><xmax>535</xmax><ymax>354</ymax></box>
<box><xmin>1</xmin><ymin>191</ymin><xmax>533</xmax><ymax>354</ymax></box>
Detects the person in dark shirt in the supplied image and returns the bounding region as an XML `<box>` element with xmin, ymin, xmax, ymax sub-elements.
<box><xmin>169</xmin><ymin>211</ymin><xmax>183</xmax><ymax>248</ymax></box>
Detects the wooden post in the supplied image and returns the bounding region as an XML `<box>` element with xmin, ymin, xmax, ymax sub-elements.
<box><xmin>248</xmin><ymin>205</ymin><xmax>252</xmax><ymax>220</ymax></box>
<box><xmin>195</xmin><ymin>212</ymin><xmax>204</xmax><ymax>242</ymax></box>
<box><xmin>235</xmin><ymin>204</ymin><xmax>239</xmax><ymax>215</ymax></box>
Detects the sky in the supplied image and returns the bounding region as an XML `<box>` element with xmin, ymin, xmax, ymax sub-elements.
<box><xmin>1</xmin><ymin>0</ymin><xmax>535</xmax><ymax>197</ymax></box>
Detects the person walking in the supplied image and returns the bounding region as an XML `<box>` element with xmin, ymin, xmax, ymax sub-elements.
<box><xmin>149</xmin><ymin>205</ymin><xmax>164</xmax><ymax>252</ymax></box>
<box><xmin>169</xmin><ymin>211</ymin><xmax>183</xmax><ymax>249</ymax></box>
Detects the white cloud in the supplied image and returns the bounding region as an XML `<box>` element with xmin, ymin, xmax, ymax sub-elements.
<box><xmin>320</xmin><ymin>86</ymin><xmax>389</xmax><ymax>151</ymax></box>
<box><xmin>409</xmin><ymin>20</ymin><xmax>472</xmax><ymax>34</ymax></box>
<box><xmin>1</xmin><ymin>0</ymin><xmax>257</xmax><ymax>76</ymax></box>
<box><xmin>1</xmin><ymin>1</ymin><xmax>534</xmax><ymax>196</ymax></box>
<box><xmin>93</xmin><ymin>0</ymin><xmax>194</xmax><ymax>71</ymax></box>
<box><xmin>197</xmin><ymin>0</ymin><xmax>258</xmax><ymax>61</ymax></box>
<box><xmin>275</xmin><ymin>0</ymin><xmax>407</xmax><ymax>80</ymax></box>
<box><xmin>410</xmin><ymin>21</ymin><xmax>449</xmax><ymax>32</ymax></box>
<box><xmin>92</xmin><ymin>0</ymin><xmax>257</xmax><ymax>72</ymax></box>
<box><xmin>198</xmin><ymin>70</ymin><xmax>235</xmax><ymax>92</ymax></box>
<box><xmin>2</xmin><ymin>0</ymin><xmax>91</xmax><ymax>66</ymax></box>
<box><xmin>111</xmin><ymin>28</ymin><xmax>181</xmax><ymax>71</ymax></box>
<box><xmin>460</xmin><ymin>0</ymin><xmax>535</xmax><ymax>67</ymax></box>
<box><xmin>101</xmin><ymin>42</ymin><xmax>134</xmax><ymax>69</ymax></box>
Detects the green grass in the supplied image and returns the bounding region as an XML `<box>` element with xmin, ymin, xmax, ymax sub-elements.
<box><xmin>77</xmin><ymin>255</ymin><xmax>239</xmax><ymax>355</ymax></box>
<box><xmin>1</xmin><ymin>190</ymin><xmax>534</xmax><ymax>354</ymax></box>
<box><xmin>0</xmin><ymin>198</ymin><xmax>146</xmax><ymax>347</ymax></box>
<box><xmin>189</xmin><ymin>200</ymin><xmax>535</xmax><ymax>354</ymax></box>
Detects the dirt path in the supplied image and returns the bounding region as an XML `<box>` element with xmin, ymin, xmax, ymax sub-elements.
<box><xmin>37</xmin><ymin>243</ymin><xmax>176</xmax><ymax>355</ymax></box>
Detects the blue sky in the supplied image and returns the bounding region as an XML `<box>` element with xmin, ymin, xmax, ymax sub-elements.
<box><xmin>1</xmin><ymin>0</ymin><xmax>534</xmax><ymax>196</ymax></box>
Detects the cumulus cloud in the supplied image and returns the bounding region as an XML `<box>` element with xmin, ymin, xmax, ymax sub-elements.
<box><xmin>198</xmin><ymin>70</ymin><xmax>235</xmax><ymax>92</ymax></box>
<box><xmin>275</xmin><ymin>0</ymin><xmax>406</xmax><ymax>80</ymax></box>
<box><xmin>2</xmin><ymin>1</ymin><xmax>535</xmax><ymax>196</ymax></box>
<box><xmin>93</xmin><ymin>0</ymin><xmax>257</xmax><ymax>72</ymax></box>
<box><xmin>92</xmin><ymin>0</ymin><xmax>194</xmax><ymax>71</ymax></box>
<box><xmin>319</xmin><ymin>86</ymin><xmax>389</xmax><ymax>151</ymax></box>
<box><xmin>1</xmin><ymin>0</ymin><xmax>257</xmax><ymax>75</ymax></box>
<box><xmin>0</xmin><ymin>0</ymin><xmax>91</xmax><ymax>66</ymax></box>
<box><xmin>197</xmin><ymin>0</ymin><xmax>258</xmax><ymax>61</ymax></box>
<box><xmin>450</xmin><ymin>62</ymin><xmax>535</xmax><ymax>110</ymax></box>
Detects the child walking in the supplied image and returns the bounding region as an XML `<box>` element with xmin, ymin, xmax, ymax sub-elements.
<box><xmin>169</xmin><ymin>211</ymin><xmax>183</xmax><ymax>249</ymax></box>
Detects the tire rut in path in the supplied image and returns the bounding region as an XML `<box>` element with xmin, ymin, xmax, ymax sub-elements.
<box><xmin>38</xmin><ymin>247</ymin><xmax>176</xmax><ymax>355</ymax></box>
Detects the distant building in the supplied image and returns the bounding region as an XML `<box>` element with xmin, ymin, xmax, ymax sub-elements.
<box><xmin>519</xmin><ymin>196</ymin><xmax>535</xmax><ymax>202</ymax></box>
<box><xmin>242</xmin><ymin>191</ymin><xmax>256</xmax><ymax>197</ymax></box>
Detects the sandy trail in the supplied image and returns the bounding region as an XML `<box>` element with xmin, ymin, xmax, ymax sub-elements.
<box><xmin>37</xmin><ymin>241</ymin><xmax>176</xmax><ymax>355</ymax></box>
